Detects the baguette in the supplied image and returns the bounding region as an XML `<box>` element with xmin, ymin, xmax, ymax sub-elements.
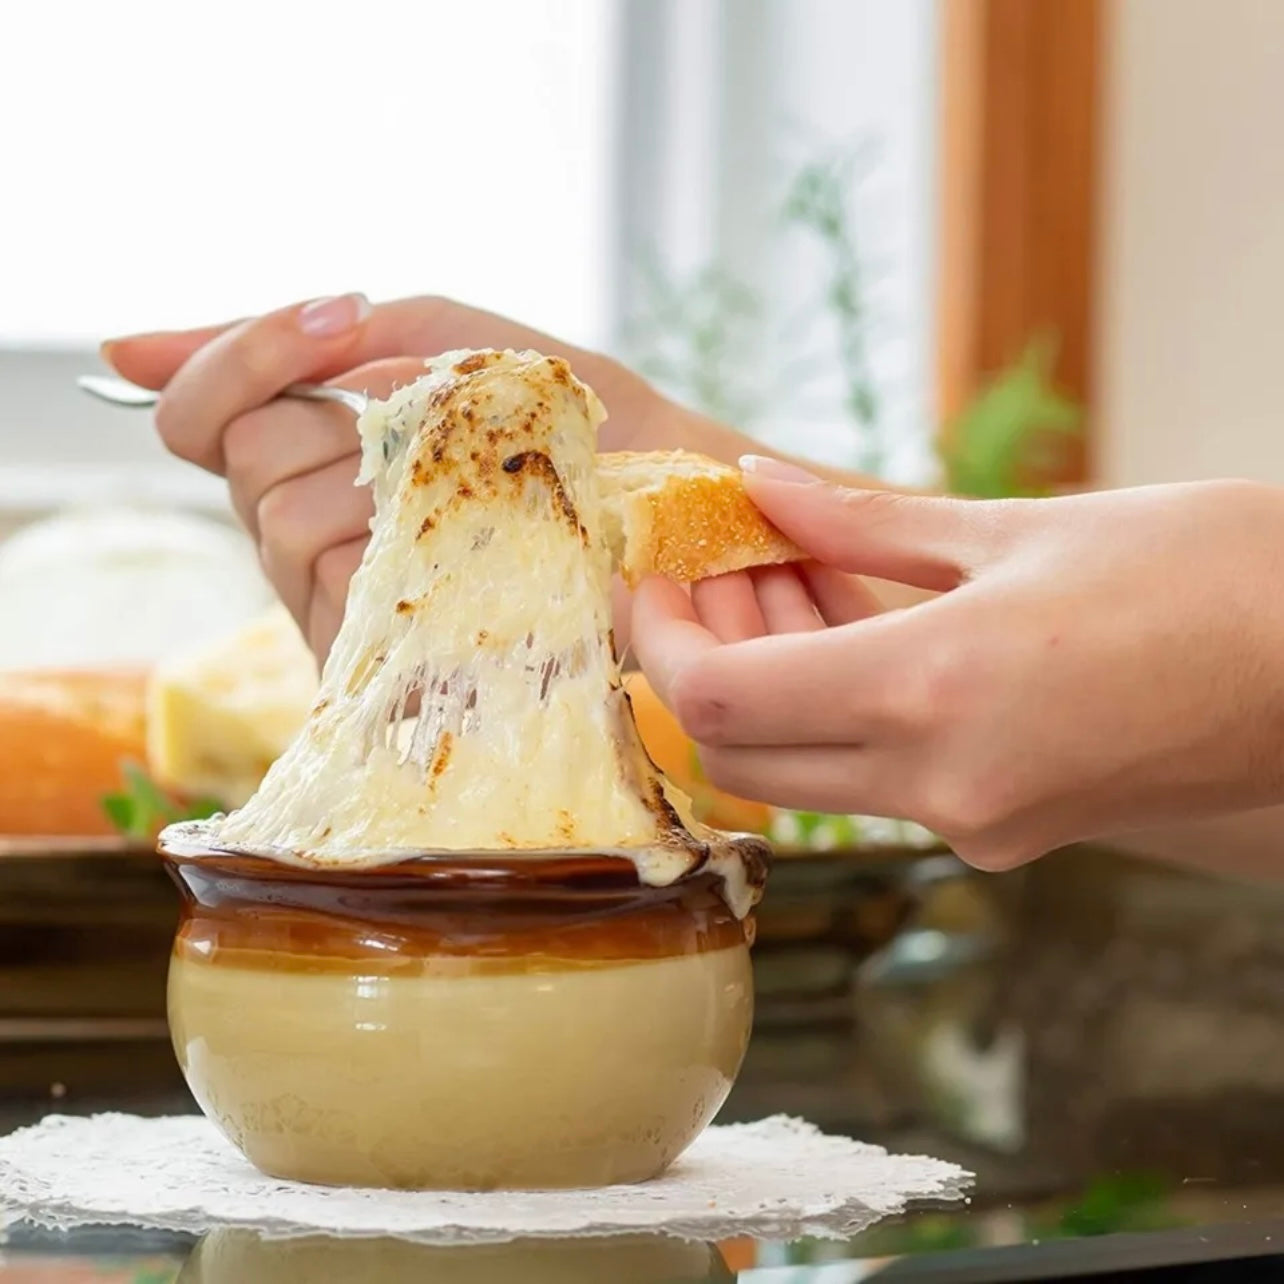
<box><xmin>0</xmin><ymin>669</ymin><xmax>148</xmax><ymax>836</ymax></box>
<box><xmin>597</xmin><ymin>450</ymin><xmax>805</xmax><ymax>587</ymax></box>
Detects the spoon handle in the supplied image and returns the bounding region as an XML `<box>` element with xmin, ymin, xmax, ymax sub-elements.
<box><xmin>76</xmin><ymin>375</ymin><xmax>368</xmax><ymax>416</ymax></box>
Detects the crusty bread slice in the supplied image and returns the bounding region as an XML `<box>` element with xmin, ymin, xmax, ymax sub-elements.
<box><xmin>597</xmin><ymin>450</ymin><xmax>804</xmax><ymax>587</ymax></box>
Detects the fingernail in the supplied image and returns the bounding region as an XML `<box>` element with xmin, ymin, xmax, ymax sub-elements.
<box><xmin>740</xmin><ymin>455</ymin><xmax>821</xmax><ymax>484</ymax></box>
<box><xmin>298</xmin><ymin>292</ymin><xmax>371</xmax><ymax>337</ymax></box>
<box><xmin>99</xmin><ymin>339</ymin><xmax>120</xmax><ymax>367</ymax></box>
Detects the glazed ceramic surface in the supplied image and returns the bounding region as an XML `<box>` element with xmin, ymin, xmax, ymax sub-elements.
<box><xmin>162</xmin><ymin>844</ymin><xmax>757</xmax><ymax>1190</ymax></box>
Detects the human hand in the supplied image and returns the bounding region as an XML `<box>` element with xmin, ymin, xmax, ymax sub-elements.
<box><xmin>103</xmin><ymin>294</ymin><xmax>683</xmax><ymax>658</ymax></box>
<box><xmin>632</xmin><ymin>459</ymin><xmax>1284</xmax><ymax>870</ymax></box>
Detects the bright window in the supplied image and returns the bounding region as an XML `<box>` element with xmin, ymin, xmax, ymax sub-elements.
<box><xmin>0</xmin><ymin>0</ymin><xmax>616</xmax><ymax>346</ymax></box>
<box><xmin>0</xmin><ymin>0</ymin><xmax>616</xmax><ymax>515</ymax></box>
<box><xmin>0</xmin><ymin>0</ymin><xmax>939</xmax><ymax>507</ymax></box>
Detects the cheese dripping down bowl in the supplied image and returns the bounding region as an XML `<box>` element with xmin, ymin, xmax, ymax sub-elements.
<box><xmin>158</xmin><ymin>349</ymin><xmax>776</xmax><ymax>1191</ymax></box>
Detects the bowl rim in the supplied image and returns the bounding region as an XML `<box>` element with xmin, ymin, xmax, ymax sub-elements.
<box><xmin>158</xmin><ymin>836</ymin><xmax>753</xmax><ymax>894</ymax></box>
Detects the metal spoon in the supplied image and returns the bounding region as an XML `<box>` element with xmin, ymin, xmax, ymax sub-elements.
<box><xmin>77</xmin><ymin>374</ymin><xmax>369</xmax><ymax>416</ymax></box>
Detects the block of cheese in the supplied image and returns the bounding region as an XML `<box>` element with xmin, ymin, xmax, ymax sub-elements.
<box><xmin>145</xmin><ymin>605</ymin><xmax>318</xmax><ymax>808</ymax></box>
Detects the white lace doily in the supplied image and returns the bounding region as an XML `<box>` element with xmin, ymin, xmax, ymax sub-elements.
<box><xmin>0</xmin><ymin>1113</ymin><xmax>970</xmax><ymax>1244</ymax></box>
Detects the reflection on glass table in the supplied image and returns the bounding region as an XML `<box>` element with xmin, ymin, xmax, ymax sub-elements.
<box><xmin>4</xmin><ymin>1212</ymin><xmax>1284</xmax><ymax>1283</ymax></box>
<box><xmin>728</xmin><ymin>845</ymin><xmax>1284</xmax><ymax>1191</ymax></box>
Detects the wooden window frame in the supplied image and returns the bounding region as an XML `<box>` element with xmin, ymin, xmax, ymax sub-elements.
<box><xmin>937</xmin><ymin>0</ymin><xmax>1103</xmax><ymax>485</ymax></box>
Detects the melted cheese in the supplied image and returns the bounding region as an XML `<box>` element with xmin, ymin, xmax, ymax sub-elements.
<box><xmin>172</xmin><ymin>350</ymin><xmax>763</xmax><ymax>917</ymax></box>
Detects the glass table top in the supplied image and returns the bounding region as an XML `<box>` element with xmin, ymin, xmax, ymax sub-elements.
<box><xmin>2</xmin><ymin>1203</ymin><xmax>1283</xmax><ymax>1282</ymax></box>
<box><xmin>2</xmin><ymin>845</ymin><xmax>1283</xmax><ymax>1280</ymax></box>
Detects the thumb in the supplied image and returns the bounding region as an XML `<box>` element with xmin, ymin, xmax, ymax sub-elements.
<box><xmin>741</xmin><ymin>456</ymin><xmax>1001</xmax><ymax>590</ymax></box>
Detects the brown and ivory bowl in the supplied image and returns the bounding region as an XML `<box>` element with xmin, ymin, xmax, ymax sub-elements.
<box><xmin>159</xmin><ymin>838</ymin><xmax>764</xmax><ymax>1191</ymax></box>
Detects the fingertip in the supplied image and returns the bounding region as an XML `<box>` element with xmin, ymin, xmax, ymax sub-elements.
<box><xmin>749</xmin><ymin>562</ymin><xmax>825</xmax><ymax>634</ymax></box>
<box><xmin>630</xmin><ymin>575</ymin><xmax>718</xmax><ymax>705</ymax></box>
<box><xmin>98</xmin><ymin>332</ymin><xmax>191</xmax><ymax>390</ymax></box>
<box><xmin>297</xmin><ymin>292</ymin><xmax>372</xmax><ymax>339</ymax></box>
<box><xmin>742</xmin><ymin>475</ymin><xmax>970</xmax><ymax>591</ymax></box>
<box><xmin>97</xmin><ymin>333</ymin><xmax>162</xmax><ymax>386</ymax></box>
<box><xmin>801</xmin><ymin>562</ymin><xmax>885</xmax><ymax>626</ymax></box>
<box><xmin>691</xmin><ymin>570</ymin><xmax>766</xmax><ymax>643</ymax></box>
<box><xmin>99</xmin><ymin>333</ymin><xmax>156</xmax><ymax>373</ymax></box>
<box><xmin>739</xmin><ymin>468</ymin><xmax>848</xmax><ymax>549</ymax></box>
<box><xmin>740</xmin><ymin>466</ymin><xmax>848</xmax><ymax>521</ymax></box>
<box><xmin>633</xmin><ymin>573</ymin><xmax>694</xmax><ymax>617</ymax></box>
<box><xmin>100</xmin><ymin>317</ymin><xmax>244</xmax><ymax>387</ymax></box>
<box><xmin>739</xmin><ymin>454</ymin><xmax>822</xmax><ymax>485</ymax></box>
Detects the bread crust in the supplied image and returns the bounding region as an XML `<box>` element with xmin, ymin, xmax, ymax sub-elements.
<box><xmin>0</xmin><ymin>669</ymin><xmax>147</xmax><ymax>836</ymax></box>
<box><xmin>597</xmin><ymin>450</ymin><xmax>804</xmax><ymax>587</ymax></box>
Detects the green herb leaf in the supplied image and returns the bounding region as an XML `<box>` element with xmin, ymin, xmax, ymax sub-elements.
<box><xmin>122</xmin><ymin>760</ymin><xmax>172</xmax><ymax>815</ymax></box>
<box><xmin>101</xmin><ymin>792</ymin><xmax>144</xmax><ymax>839</ymax></box>
<box><xmin>1043</xmin><ymin>1171</ymin><xmax>1178</xmax><ymax>1239</ymax></box>
<box><xmin>183</xmin><ymin>796</ymin><xmax>225</xmax><ymax>821</ymax></box>
<box><xmin>941</xmin><ymin>335</ymin><xmax>1082</xmax><ymax>498</ymax></box>
<box><xmin>100</xmin><ymin>760</ymin><xmax>225</xmax><ymax>840</ymax></box>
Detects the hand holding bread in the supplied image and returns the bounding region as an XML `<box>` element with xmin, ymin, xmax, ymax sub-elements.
<box><xmin>89</xmin><ymin>294</ymin><xmax>1284</xmax><ymax>889</ymax></box>
<box><xmin>103</xmin><ymin>297</ymin><xmax>818</xmax><ymax>661</ymax></box>
<box><xmin>635</xmin><ymin>460</ymin><xmax>1284</xmax><ymax>874</ymax></box>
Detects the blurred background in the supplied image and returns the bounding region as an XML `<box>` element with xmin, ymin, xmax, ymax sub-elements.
<box><xmin>3</xmin><ymin>0</ymin><xmax>1284</xmax><ymax>1252</ymax></box>
<box><xmin>7</xmin><ymin>0</ymin><xmax>1284</xmax><ymax>515</ymax></box>
<box><xmin>2</xmin><ymin>0</ymin><xmax>935</xmax><ymax>499</ymax></box>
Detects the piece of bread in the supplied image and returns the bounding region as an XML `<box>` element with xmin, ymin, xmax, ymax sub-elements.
<box><xmin>0</xmin><ymin>669</ymin><xmax>148</xmax><ymax>837</ymax></box>
<box><xmin>597</xmin><ymin>450</ymin><xmax>804</xmax><ymax>587</ymax></box>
